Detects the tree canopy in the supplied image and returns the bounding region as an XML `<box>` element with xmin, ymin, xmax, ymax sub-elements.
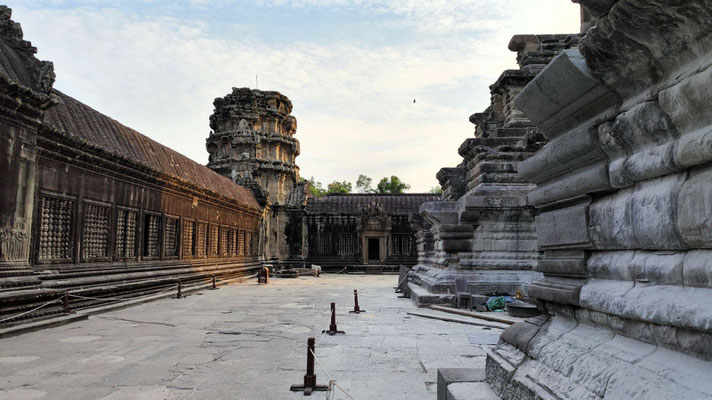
<box><xmin>326</xmin><ymin>181</ymin><xmax>352</xmax><ymax>194</ymax></box>
<box><xmin>304</xmin><ymin>174</ymin><xmax>411</xmax><ymax>196</ymax></box>
<box><xmin>356</xmin><ymin>174</ymin><xmax>374</xmax><ymax>193</ymax></box>
<box><xmin>376</xmin><ymin>175</ymin><xmax>410</xmax><ymax>194</ymax></box>
<box><xmin>304</xmin><ymin>177</ymin><xmax>353</xmax><ymax>196</ymax></box>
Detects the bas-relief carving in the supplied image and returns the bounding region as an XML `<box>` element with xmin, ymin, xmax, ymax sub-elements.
<box><xmin>0</xmin><ymin>228</ymin><xmax>29</xmax><ymax>262</ymax></box>
<box><xmin>237</xmin><ymin>118</ymin><xmax>250</xmax><ymax>133</ymax></box>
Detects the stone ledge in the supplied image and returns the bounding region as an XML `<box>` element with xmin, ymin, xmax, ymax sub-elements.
<box><xmin>437</xmin><ymin>368</ymin><xmax>488</xmax><ymax>400</ymax></box>
<box><xmin>408</xmin><ymin>282</ymin><xmax>453</xmax><ymax>307</ymax></box>
<box><xmin>447</xmin><ymin>382</ymin><xmax>500</xmax><ymax>400</ymax></box>
<box><xmin>0</xmin><ymin>274</ymin><xmax>256</xmax><ymax>338</ymax></box>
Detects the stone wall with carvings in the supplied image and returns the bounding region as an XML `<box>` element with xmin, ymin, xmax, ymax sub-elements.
<box><xmin>0</xmin><ymin>6</ymin><xmax>265</xmax><ymax>325</ymax></box>
<box><xmin>0</xmin><ymin>5</ymin><xmax>54</xmax><ymax>288</ymax></box>
<box><xmin>487</xmin><ymin>1</ymin><xmax>712</xmax><ymax>398</ymax></box>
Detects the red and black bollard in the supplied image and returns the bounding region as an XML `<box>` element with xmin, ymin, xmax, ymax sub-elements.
<box><xmin>322</xmin><ymin>302</ymin><xmax>345</xmax><ymax>335</ymax></box>
<box><xmin>176</xmin><ymin>281</ymin><xmax>182</xmax><ymax>299</ymax></box>
<box><xmin>289</xmin><ymin>337</ymin><xmax>328</xmax><ymax>395</ymax></box>
<box><xmin>63</xmin><ymin>292</ymin><xmax>72</xmax><ymax>314</ymax></box>
<box><xmin>349</xmin><ymin>290</ymin><xmax>366</xmax><ymax>314</ymax></box>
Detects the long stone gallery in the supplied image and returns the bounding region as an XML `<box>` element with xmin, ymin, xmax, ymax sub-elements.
<box><xmin>1</xmin><ymin>1</ymin><xmax>711</xmax><ymax>399</ymax></box>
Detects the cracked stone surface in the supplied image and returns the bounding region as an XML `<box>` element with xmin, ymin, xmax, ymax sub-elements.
<box><xmin>0</xmin><ymin>275</ymin><xmax>498</xmax><ymax>400</ymax></box>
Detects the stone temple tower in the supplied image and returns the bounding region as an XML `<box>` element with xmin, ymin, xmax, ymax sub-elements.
<box><xmin>206</xmin><ymin>88</ymin><xmax>307</xmax><ymax>266</ymax></box>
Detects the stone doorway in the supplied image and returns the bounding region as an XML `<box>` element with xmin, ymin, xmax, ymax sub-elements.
<box><xmin>367</xmin><ymin>237</ymin><xmax>380</xmax><ymax>261</ymax></box>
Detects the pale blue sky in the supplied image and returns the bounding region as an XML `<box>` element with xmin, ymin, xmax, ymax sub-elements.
<box><xmin>11</xmin><ymin>0</ymin><xmax>580</xmax><ymax>192</ymax></box>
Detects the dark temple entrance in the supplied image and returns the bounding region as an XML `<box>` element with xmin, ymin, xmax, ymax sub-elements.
<box><xmin>367</xmin><ymin>238</ymin><xmax>380</xmax><ymax>261</ymax></box>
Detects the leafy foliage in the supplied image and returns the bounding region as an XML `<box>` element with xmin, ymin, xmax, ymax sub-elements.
<box><xmin>305</xmin><ymin>174</ymin><xmax>410</xmax><ymax>196</ymax></box>
<box><xmin>356</xmin><ymin>174</ymin><xmax>375</xmax><ymax>193</ymax></box>
<box><xmin>376</xmin><ymin>176</ymin><xmax>410</xmax><ymax>194</ymax></box>
<box><xmin>326</xmin><ymin>181</ymin><xmax>352</xmax><ymax>194</ymax></box>
<box><xmin>429</xmin><ymin>186</ymin><xmax>444</xmax><ymax>194</ymax></box>
<box><xmin>304</xmin><ymin>176</ymin><xmax>326</xmax><ymax>196</ymax></box>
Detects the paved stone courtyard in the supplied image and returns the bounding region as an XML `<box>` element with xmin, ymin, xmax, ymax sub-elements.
<box><xmin>0</xmin><ymin>275</ymin><xmax>499</xmax><ymax>400</ymax></box>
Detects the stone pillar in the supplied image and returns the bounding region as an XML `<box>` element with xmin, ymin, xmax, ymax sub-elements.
<box><xmin>0</xmin><ymin>6</ymin><xmax>55</xmax><ymax>287</ymax></box>
<box><xmin>487</xmin><ymin>1</ymin><xmax>712</xmax><ymax>398</ymax></box>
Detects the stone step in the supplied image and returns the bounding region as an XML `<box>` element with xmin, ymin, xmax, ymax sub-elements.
<box><xmin>408</xmin><ymin>282</ymin><xmax>453</xmax><ymax>306</ymax></box>
<box><xmin>447</xmin><ymin>382</ymin><xmax>501</xmax><ymax>400</ymax></box>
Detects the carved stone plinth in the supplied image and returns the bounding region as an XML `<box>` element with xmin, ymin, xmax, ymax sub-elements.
<box><xmin>409</xmin><ymin>34</ymin><xmax>578</xmax><ymax>303</ymax></box>
<box><xmin>487</xmin><ymin>1</ymin><xmax>712</xmax><ymax>398</ymax></box>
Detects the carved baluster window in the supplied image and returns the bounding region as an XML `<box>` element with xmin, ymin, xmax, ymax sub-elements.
<box><xmin>209</xmin><ymin>225</ymin><xmax>219</xmax><ymax>257</ymax></box>
<box><xmin>183</xmin><ymin>221</ymin><xmax>195</xmax><ymax>257</ymax></box>
<box><xmin>115</xmin><ymin>209</ymin><xmax>137</xmax><ymax>259</ymax></box>
<box><xmin>143</xmin><ymin>214</ymin><xmax>161</xmax><ymax>258</ymax></box>
<box><xmin>38</xmin><ymin>196</ymin><xmax>74</xmax><ymax>262</ymax></box>
<box><xmin>316</xmin><ymin>233</ymin><xmax>332</xmax><ymax>255</ymax></box>
<box><xmin>164</xmin><ymin>217</ymin><xmax>179</xmax><ymax>258</ymax></box>
<box><xmin>389</xmin><ymin>234</ymin><xmax>414</xmax><ymax>256</ymax></box>
<box><xmin>237</xmin><ymin>229</ymin><xmax>245</xmax><ymax>256</ymax></box>
<box><xmin>247</xmin><ymin>231</ymin><xmax>257</xmax><ymax>256</ymax></box>
<box><xmin>337</xmin><ymin>234</ymin><xmax>355</xmax><ymax>256</ymax></box>
<box><xmin>221</xmin><ymin>227</ymin><xmax>230</xmax><ymax>257</ymax></box>
<box><xmin>196</xmin><ymin>222</ymin><xmax>207</xmax><ymax>257</ymax></box>
<box><xmin>230</xmin><ymin>229</ymin><xmax>237</xmax><ymax>256</ymax></box>
<box><xmin>79</xmin><ymin>203</ymin><xmax>109</xmax><ymax>261</ymax></box>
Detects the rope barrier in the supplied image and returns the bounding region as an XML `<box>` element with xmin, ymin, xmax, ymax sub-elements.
<box><xmin>70</xmin><ymin>282</ymin><xmax>182</xmax><ymax>303</ymax></box>
<box><xmin>0</xmin><ymin>272</ymin><xmax>256</xmax><ymax>325</ymax></box>
<box><xmin>316</xmin><ymin>307</ymin><xmax>335</xmax><ymax>346</ymax></box>
<box><xmin>309</xmin><ymin>348</ymin><xmax>357</xmax><ymax>400</ymax></box>
<box><xmin>396</xmin><ymin>273</ymin><xmax>409</xmax><ymax>290</ymax></box>
<box><xmin>0</xmin><ymin>297</ymin><xmax>63</xmax><ymax>324</ymax></box>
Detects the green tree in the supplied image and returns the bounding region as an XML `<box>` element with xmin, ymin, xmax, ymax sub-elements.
<box><xmin>356</xmin><ymin>174</ymin><xmax>375</xmax><ymax>193</ymax></box>
<box><xmin>326</xmin><ymin>181</ymin><xmax>352</xmax><ymax>194</ymax></box>
<box><xmin>304</xmin><ymin>176</ymin><xmax>326</xmax><ymax>197</ymax></box>
<box><xmin>376</xmin><ymin>176</ymin><xmax>410</xmax><ymax>194</ymax></box>
<box><xmin>429</xmin><ymin>186</ymin><xmax>444</xmax><ymax>194</ymax></box>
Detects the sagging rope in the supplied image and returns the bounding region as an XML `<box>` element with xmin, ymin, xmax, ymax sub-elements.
<box><xmin>309</xmin><ymin>348</ymin><xmax>357</xmax><ymax>400</ymax></box>
<box><xmin>396</xmin><ymin>272</ymin><xmax>409</xmax><ymax>290</ymax></box>
<box><xmin>68</xmin><ymin>272</ymin><xmax>257</xmax><ymax>303</ymax></box>
<box><xmin>0</xmin><ymin>273</ymin><xmax>257</xmax><ymax>325</ymax></box>
<box><xmin>0</xmin><ymin>297</ymin><xmax>63</xmax><ymax>324</ymax></box>
<box><xmin>316</xmin><ymin>307</ymin><xmax>335</xmax><ymax>346</ymax></box>
<box><xmin>311</xmin><ymin>303</ymin><xmax>356</xmax><ymax>399</ymax></box>
<box><xmin>68</xmin><ymin>282</ymin><xmax>182</xmax><ymax>302</ymax></box>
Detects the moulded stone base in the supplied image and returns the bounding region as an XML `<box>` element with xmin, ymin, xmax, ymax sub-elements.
<box><xmin>409</xmin><ymin>263</ymin><xmax>543</xmax><ymax>300</ymax></box>
<box><xmin>486</xmin><ymin>314</ymin><xmax>712</xmax><ymax>400</ymax></box>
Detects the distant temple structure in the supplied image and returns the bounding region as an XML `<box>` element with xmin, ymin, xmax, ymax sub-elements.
<box><xmin>205</xmin><ymin>87</ymin><xmax>439</xmax><ymax>271</ymax></box>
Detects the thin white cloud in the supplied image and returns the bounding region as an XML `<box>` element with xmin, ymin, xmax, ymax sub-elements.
<box><xmin>10</xmin><ymin>1</ymin><xmax>580</xmax><ymax>192</ymax></box>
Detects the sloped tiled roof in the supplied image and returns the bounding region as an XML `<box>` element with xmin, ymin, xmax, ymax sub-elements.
<box><xmin>306</xmin><ymin>193</ymin><xmax>440</xmax><ymax>215</ymax></box>
<box><xmin>44</xmin><ymin>90</ymin><xmax>260</xmax><ymax>210</ymax></box>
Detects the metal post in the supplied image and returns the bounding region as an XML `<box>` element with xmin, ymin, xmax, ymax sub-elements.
<box><xmin>323</xmin><ymin>302</ymin><xmax>345</xmax><ymax>335</ymax></box>
<box><xmin>289</xmin><ymin>337</ymin><xmax>328</xmax><ymax>395</ymax></box>
<box><xmin>63</xmin><ymin>292</ymin><xmax>71</xmax><ymax>314</ymax></box>
<box><xmin>176</xmin><ymin>282</ymin><xmax>182</xmax><ymax>299</ymax></box>
<box><xmin>211</xmin><ymin>275</ymin><xmax>217</xmax><ymax>290</ymax></box>
<box><xmin>350</xmin><ymin>289</ymin><xmax>366</xmax><ymax>314</ymax></box>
